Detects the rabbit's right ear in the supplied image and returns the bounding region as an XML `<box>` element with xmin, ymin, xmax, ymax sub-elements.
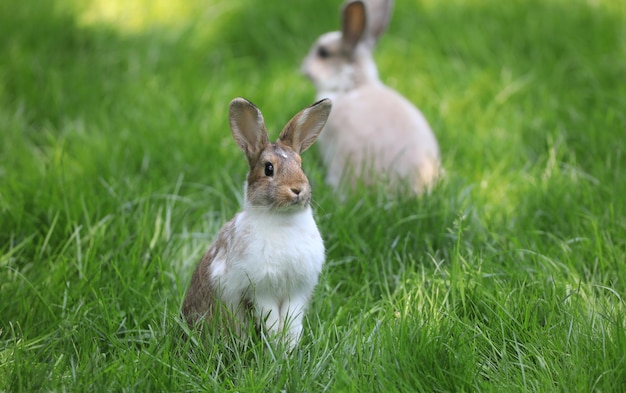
<box><xmin>278</xmin><ymin>99</ymin><xmax>332</xmax><ymax>154</ymax></box>
<box><xmin>229</xmin><ymin>98</ymin><xmax>270</xmax><ymax>167</ymax></box>
<box><xmin>341</xmin><ymin>1</ymin><xmax>367</xmax><ymax>55</ymax></box>
<box><xmin>362</xmin><ymin>0</ymin><xmax>393</xmax><ymax>47</ymax></box>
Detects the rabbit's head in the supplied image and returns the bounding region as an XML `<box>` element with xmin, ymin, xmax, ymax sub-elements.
<box><xmin>229</xmin><ymin>98</ymin><xmax>332</xmax><ymax>211</ymax></box>
<box><xmin>302</xmin><ymin>0</ymin><xmax>393</xmax><ymax>98</ymax></box>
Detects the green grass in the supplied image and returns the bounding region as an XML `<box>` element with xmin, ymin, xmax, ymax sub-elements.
<box><xmin>1</xmin><ymin>0</ymin><xmax>625</xmax><ymax>391</ymax></box>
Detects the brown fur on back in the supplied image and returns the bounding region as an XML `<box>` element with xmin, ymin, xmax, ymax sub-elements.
<box><xmin>182</xmin><ymin>218</ymin><xmax>237</xmax><ymax>326</ymax></box>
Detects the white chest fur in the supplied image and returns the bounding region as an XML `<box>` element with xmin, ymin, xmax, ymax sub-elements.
<box><xmin>212</xmin><ymin>206</ymin><xmax>325</xmax><ymax>301</ymax></box>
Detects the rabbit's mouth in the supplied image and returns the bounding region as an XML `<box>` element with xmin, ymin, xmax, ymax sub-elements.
<box><xmin>292</xmin><ymin>194</ymin><xmax>308</xmax><ymax>206</ymax></box>
<box><xmin>279</xmin><ymin>185</ymin><xmax>311</xmax><ymax>208</ymax></box>
<box><xmin>289</xmin><ymin>195</ymin><xmax>308</xmax><ymax>207</ymax></box>
<box><xmin>274</xmin><ymin>194</ymin><xmax>311</xmax><ymax>211</ymax></box>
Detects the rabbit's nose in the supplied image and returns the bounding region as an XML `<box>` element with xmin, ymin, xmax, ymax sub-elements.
<box><xmin>291</xmin><ymin>188</ymin><xmax>301</xmax><ymax>195</ymax></box>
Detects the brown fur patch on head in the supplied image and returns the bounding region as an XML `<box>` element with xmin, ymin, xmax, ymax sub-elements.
<box><xmin>245</xmin><ymin>143</ymin><xmax>312</xmax><ymax>210</ymax></box>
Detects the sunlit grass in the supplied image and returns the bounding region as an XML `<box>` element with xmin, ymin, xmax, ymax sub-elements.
<box><xmin>1</xmin><ymin>0</ymin><xmax>625</xmax><ymax>391</ymax></box>
<box><xmin>76</xmin><ymin>0</ymin><xmax>236</xmax><ymax>34</ymax></box>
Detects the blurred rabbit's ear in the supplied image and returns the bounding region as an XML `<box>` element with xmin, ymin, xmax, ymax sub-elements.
<box><xmin>278</xmin><ymin>99</ymin><xmax>332</xmax><ymax>154</ymax></box>
<box><xmin>362</xmin><ymin>0</ymin><xmax>394</xmax><ymax>48</ymax></box>
<box><xmin>229</xmin><ymin>98</ymin><xmax>270</xmax><ymax>167</ymax></box>
<box><xmin>341</xmin><ymin>1</ymin><xmax>367</xmax><ymax>55</ymax></box>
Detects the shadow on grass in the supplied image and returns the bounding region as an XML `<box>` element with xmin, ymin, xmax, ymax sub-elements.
<box><xmin>1</xmin><ymin>0</ymin><xmax>625</xmax><ymax>391</ymax></box>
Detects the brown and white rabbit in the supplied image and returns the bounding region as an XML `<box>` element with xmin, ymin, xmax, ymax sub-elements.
<box><xmin>302</xmin><ymin>0</ymin><xmax>441</xmax><ymax>194</ymax></box>
<box><xmin>182</xmin><ymin>98</ymin><xmax>331</xmax><ymax>350</ymax></box>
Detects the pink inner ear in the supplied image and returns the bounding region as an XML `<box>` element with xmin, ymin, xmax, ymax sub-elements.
<box><xmin>342</xmin><ymin>1</ymin><xmax>367</xmax><ymax>52</ymax></box>
<box><xmin>278</xmin><ymin>99</ymin><xmax>331</xmax><ymax>153</ymax></box>
<box><xmin>366</xmin><ymin>0</ymin><xmax>393</xmax><ymax>41</ymax></box>
<box><xmin>229</xmin><ymin>99</ymin><xmax>270</xmax><ymax>165</ymax></box>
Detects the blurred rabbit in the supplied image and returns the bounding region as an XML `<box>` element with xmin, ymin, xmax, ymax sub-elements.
<box><xmin>302</xmin><ymin>0</ymin><xmax>441</xmax><ymax>194</ymax></box>
<box><xmin>182</xmin><ymin>98</ymin><xmax>332</xmax><ymax>350</ymax></box>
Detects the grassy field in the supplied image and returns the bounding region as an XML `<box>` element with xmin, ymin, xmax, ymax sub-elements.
<box><xmin>1</xmin><ymin>0</ymin><xmax>625</xmax><ymax>391</ymax></box>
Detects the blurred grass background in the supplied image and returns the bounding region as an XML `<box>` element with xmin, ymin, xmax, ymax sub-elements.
<box><xmin>1</xmin><ymin>0</ymin><xmax>625</xmax><ymax>391</ymax></box>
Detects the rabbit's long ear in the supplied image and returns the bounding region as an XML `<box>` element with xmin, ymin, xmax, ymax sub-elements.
<box><xmin>362</xmin><ymin>0</ymin><xmax>393</xmax><ymax>48</ymax></box>
<box><xmin>341</xmin><ymin>1</ymin><xmax>367</xmax><ymax>55</ymax></box>
<box><xmin>229</xmin><ymin>98</ymin><xmax>270</xmax><ymax>167</ymax></box>
<box><xmin>278</xmin><ymin>99</ymin><xmax>332</xmax><ymax>154</ymax></box>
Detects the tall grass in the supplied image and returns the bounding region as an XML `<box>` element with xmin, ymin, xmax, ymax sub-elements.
<box><xmin>1</xmin><ymin>0</ymin><xmax>625</xmax><ymax>391</ymax></box>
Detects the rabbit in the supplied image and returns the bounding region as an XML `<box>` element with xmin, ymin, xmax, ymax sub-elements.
<box><xmin>182</xmin><ymin>97</ymin><xmax>332</xmax><ymax>350</ymax></box>
<box><xmin>301</xmin><ymin>0</ymin><xmax>441</xmax><ymax>195</ymax></box>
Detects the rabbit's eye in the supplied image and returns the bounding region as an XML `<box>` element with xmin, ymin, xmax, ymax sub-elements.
<box><xmin>264</xmin><ymin>162</ymin><xmax>274</xmax><ymax>177</ymax></box>
<box><xmin>317</xmin><ymin>46</ymin><xmax>330</xmax><ymax>59</ymax></box>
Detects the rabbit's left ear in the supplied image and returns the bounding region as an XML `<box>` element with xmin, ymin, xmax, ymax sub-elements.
<box><xmin>341</xmin><ymin>1</ymin><xmax>367</xmax><ymax>55</ymax></box>
<box><xmin>229</xmin><ymin>97</ymin><xmax>270</xmax><ymax>167</ymax></box>
<box><xmin>278</xmin><ymin>99</ymin><xmax>332</xmax><ymax>154</ymax></box>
